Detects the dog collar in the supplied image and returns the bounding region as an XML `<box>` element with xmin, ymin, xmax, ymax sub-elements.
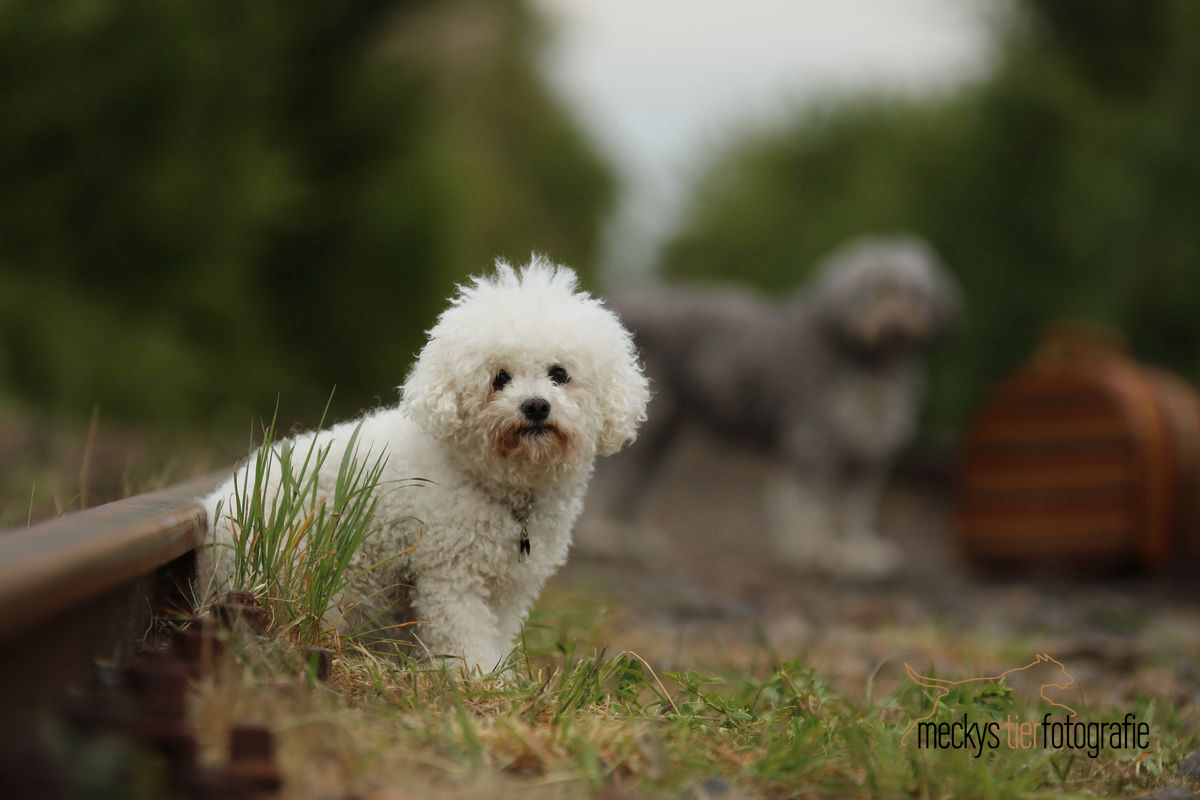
<box><xmin>477</xmin><ymin>482</ymin><xmax>536</xmax><ymax>561</ymax></box>
<box><xmin>509</xmin><ymin>490</ymin><xmax>535</xmax><ymax>562</ymax></box>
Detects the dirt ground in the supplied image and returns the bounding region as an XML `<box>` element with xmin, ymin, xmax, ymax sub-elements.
<box><xmin>6</xmin><ymin>406</ymin><xmax>1196</xmax><ymax>718</ymax></box>
<box><xmin>561</xmin><ymin>432</ymin><xmax>1200</xmax><ymax>714</ymax></box>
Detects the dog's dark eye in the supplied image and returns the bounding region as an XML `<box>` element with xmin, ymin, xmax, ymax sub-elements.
<box><xmin>492</xmin><ymin>370</ymin><xmax>511</xmax><ymax>391</ymax></box>
<box><xmin>548</xmin><ymin>365</ymin><xmax>570</xmax><ymax>385</ymax></box>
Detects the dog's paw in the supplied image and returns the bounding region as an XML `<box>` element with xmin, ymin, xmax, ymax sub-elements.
<box><xmin>827</xmin><ymin>533</ymin><xmax>903</xmax><ymax>580</ymax></box>
<box><xmin>762</xmin><ymin>477</ymin><xmax>837</xmax><ymax>565</ymax></box>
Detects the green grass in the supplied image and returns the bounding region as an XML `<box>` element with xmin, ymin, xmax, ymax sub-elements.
<box><xmin>0</xmin><ymin>404</ymin><xmax>227</xmax><ymax>529</ymax></box>
<box><xmin>186</xmin><ymin>596</ymin><xmax>1200</xmax><ymax>800</ymax></box>
<box><xmin>11</xmin><ymin>402</ymin><xmax>1192</xmax><ymax>797</ymax></box>
<box><xmin>190</xmin><ymin>406</ymin><xmax>1200</xmax><ymax>797</ymax></box>
<box><xmin>212</xmin><ymin>401</ymin><xmax>391</xmax><ymax>643</ymax></box>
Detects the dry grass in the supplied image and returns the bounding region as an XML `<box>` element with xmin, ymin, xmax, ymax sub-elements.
<box><xmin>0</xmin><ymin>406</ymin><xmax>230</xmax><ymax>528</ymax></box>
<box><xmin>210</xmin><ymin>405</ymin><xmax>398</xmax><ymax>643</ymax></box>
<box><xmin>185</xmin><ymin>588</ymin><xmax>1200</xmax><ymax>800</ymax></box>
<box><xmin>8</xmin><ymin>414</ymin><xmax>1196</xmax><ymax>798</ymax></box>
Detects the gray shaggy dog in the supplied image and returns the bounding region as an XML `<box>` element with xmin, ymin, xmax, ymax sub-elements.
<box><xmin>608</xmin><ymin>234</ymin><xmax>960</xmax><ymax>576</ymax></box>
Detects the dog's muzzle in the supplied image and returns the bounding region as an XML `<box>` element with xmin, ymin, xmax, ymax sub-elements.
<box><xmin>520</xmin><ymin>396</ymin><xmax>551</xmax><ymax>422</ymax></box>
<box><xmin>519</xmin><ymin>423</ymin><xmax>554</xmax><ymax>437</ymax></box>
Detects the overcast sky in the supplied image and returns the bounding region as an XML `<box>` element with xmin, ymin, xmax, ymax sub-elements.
<box><xmin>530</xmin><ymin>0</ymin><xmax>1000</xmax><ymax>279</ymax></box>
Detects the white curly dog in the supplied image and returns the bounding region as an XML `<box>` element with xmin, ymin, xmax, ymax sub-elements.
<box><xmin>200</xmin><ymin>257</ymin><xmax>648</xmax><ymax>672</ymax></box>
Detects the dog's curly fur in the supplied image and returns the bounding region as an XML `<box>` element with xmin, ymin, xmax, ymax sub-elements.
<box><xmin>200</xmin><ymin>256</ymin><xmax>648</xmax><ymax>671</ymax></box>
<box><xmin>609</xmin><ymin>234</ymin><xmax>959</xmax><ymax>575</ymax></box>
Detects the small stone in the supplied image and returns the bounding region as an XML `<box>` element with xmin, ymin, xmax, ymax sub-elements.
<box><xmin>173</xmin><ymin>618</ymin><xmax>223</xmax><ymax>674</ymax></box>
<box><xmin>213</xmin><ymin>599</ymin><xmax>270</xmax><ymax>633</ymax></box>
<box><xmin>303</xmin><ymin>647</ymin><xmax>334</xmax><ymax>681</ymax></box>
<box><xmin>689</xmin><ymin>777</ymin><xmax>746</xmax><ymax>799</ymax></box>
<box><xmin>700</xmin><ymin>777</ymin><xmax>732</xmax><ymax>796</ymax></box>
<box><xmin>1146</xmin><ymin>787</ymin><xmax>1195</xmax><ymax>800</ymax></box>
<box><xmin>228</xmin><ymin>723</ymin><xmax>283</xmax><ymax>794</ymax></box>
<box><xmin>1181</xmin><ymin>749</ymin><xmax>1200</xmax><ymax>779</ymax></box>
<box><xmin>230</xmin><ymin>724</ymin><xmax>274</xmax><ymax>761</ymax></box>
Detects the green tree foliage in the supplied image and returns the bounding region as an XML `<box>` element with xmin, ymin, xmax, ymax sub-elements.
<box><xmin>663</xmin><ymin>0</ymin><xmax>1200</xmax><ymax>430</ymax></box>
<box><xmin>0</xmin><ymin>0</ymin><xmax>613</xmax><ymax>427</ymax></box>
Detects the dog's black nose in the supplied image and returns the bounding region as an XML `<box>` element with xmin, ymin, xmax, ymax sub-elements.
<box><xmin>521</xmin><ymin>397</ymin><xmax>551</xmax><ymax>422</ymax></box>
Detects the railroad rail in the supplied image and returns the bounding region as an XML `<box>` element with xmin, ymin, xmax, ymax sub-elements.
<box><xmin>0</xmin><ymin>472</ymin><xmax>222</xmax><ymax>794</ymax></box>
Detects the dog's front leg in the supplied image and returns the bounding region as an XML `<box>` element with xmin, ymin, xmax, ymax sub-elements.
<box><xmin>830</xmin><ymin>466</ymin><xmax>901</xmax><ymax>578</ymax></box>
<box><xmin>763</xmin><ymin>463</ymin><xmax>838</xmax><ymax>566</ymax></box>
<box><xmin>838</xmin><ymin>466</ymin><xmax>886</xmax><ymax>542</ymax></box>
<box><xmin>764</xmin><ymin>415</ymin><xmax>843</xmax><ymax>559</ymax></box>
<box><xmin>413</xmin><ymin>578</ymin><xmax>506</xmax><ymax>675</ymax></box>
<box><xmin>490</xmin><ymin>575</ymin><xmax>552</xmax><ymax>664</ymax></box>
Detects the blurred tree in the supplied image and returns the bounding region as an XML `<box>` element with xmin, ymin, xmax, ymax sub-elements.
<box><xmin>0</xmin><ymin>0</ymin><xmax>613</xmax><ymax>428</ymax></box>
<box><xmin>662</xmin><ymin>0</ymin><xmax>1200</xmax><ymax>432</ymax></box>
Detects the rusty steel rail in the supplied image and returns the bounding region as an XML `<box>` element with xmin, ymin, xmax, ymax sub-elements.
<box><xmin>0</xmin><ymin>471</ymin><xmax>224</xmax><ymax>793</ymax></box>
<box><xmin>0</xmin><ymin>473</ymin><xmax>221</xmax><ymax>642</ymax></box>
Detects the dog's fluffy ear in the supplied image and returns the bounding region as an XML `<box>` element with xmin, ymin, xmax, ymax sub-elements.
<box><xmin>595</xmin><ymin>323</ymin><xmax>650</xmax><ymax>457</ymax></box>
<box><xmin>400</xmin><ymin>342</ymin><xmax>463</xmax><ymax>441</ymax></box>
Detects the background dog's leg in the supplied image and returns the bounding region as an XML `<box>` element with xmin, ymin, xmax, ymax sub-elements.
<box><xmin>587</xmin><ymin>382</ymin><xmax>682</xmax><ymax>560</ymax></box>
<box><xmin>612</xmin><ymin>417</ymin><xmax>679</xmax><ymax>522</ymax></box>
<box><xmin>763</xmin><ymin>463</ymin><xmax>838</xmax><ymax>568</ymax></box>
<box><xmin>830</xmin><ymin>466</ymin><xmax>901</xmax><ymax>578</ymax></box>
<box><xmin>608</xmin><ymin>373</ymin><xmax>679</xmax><ymax>519</ymax></box>
<box><xmin>840</xmin><ymin>466</ymin><xmax>885</xmax><ymax>541</ymax></box>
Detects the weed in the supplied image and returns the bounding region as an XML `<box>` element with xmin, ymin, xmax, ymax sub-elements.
<box><xmin>214</xmin><ymin>399</ymin><xmax>388</xmax><ymax>643</ymax></box>
<box><xmin>187</xmin><ymin>595</ymin><xmax>1200</xmax><ymax>800</ymax></box>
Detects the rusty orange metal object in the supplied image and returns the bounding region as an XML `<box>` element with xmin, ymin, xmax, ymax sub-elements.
<box><xmin>0</xmin><ymin>472</ymin><xmax>221</xmax><ymax>642</ymax></box>
<box><xmin>0</xmin><ymin>471</ymin><xmax>225</xmax><ymax>797</ymax></box>
<box><xmin>960</xmin><ymin>323</ymin><xmax>1200</xmax><ymax>571</ymax></box>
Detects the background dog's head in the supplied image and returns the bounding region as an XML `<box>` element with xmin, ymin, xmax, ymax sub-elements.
<box><xmin>812</xmin><ymin>234</ymin><xmax>961</xmax><ymax>361</ymax></box>
<box><xmin>402</xmin><ymin>255</ymin><xmax>649</xmax><ymax>486</ymax></box>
